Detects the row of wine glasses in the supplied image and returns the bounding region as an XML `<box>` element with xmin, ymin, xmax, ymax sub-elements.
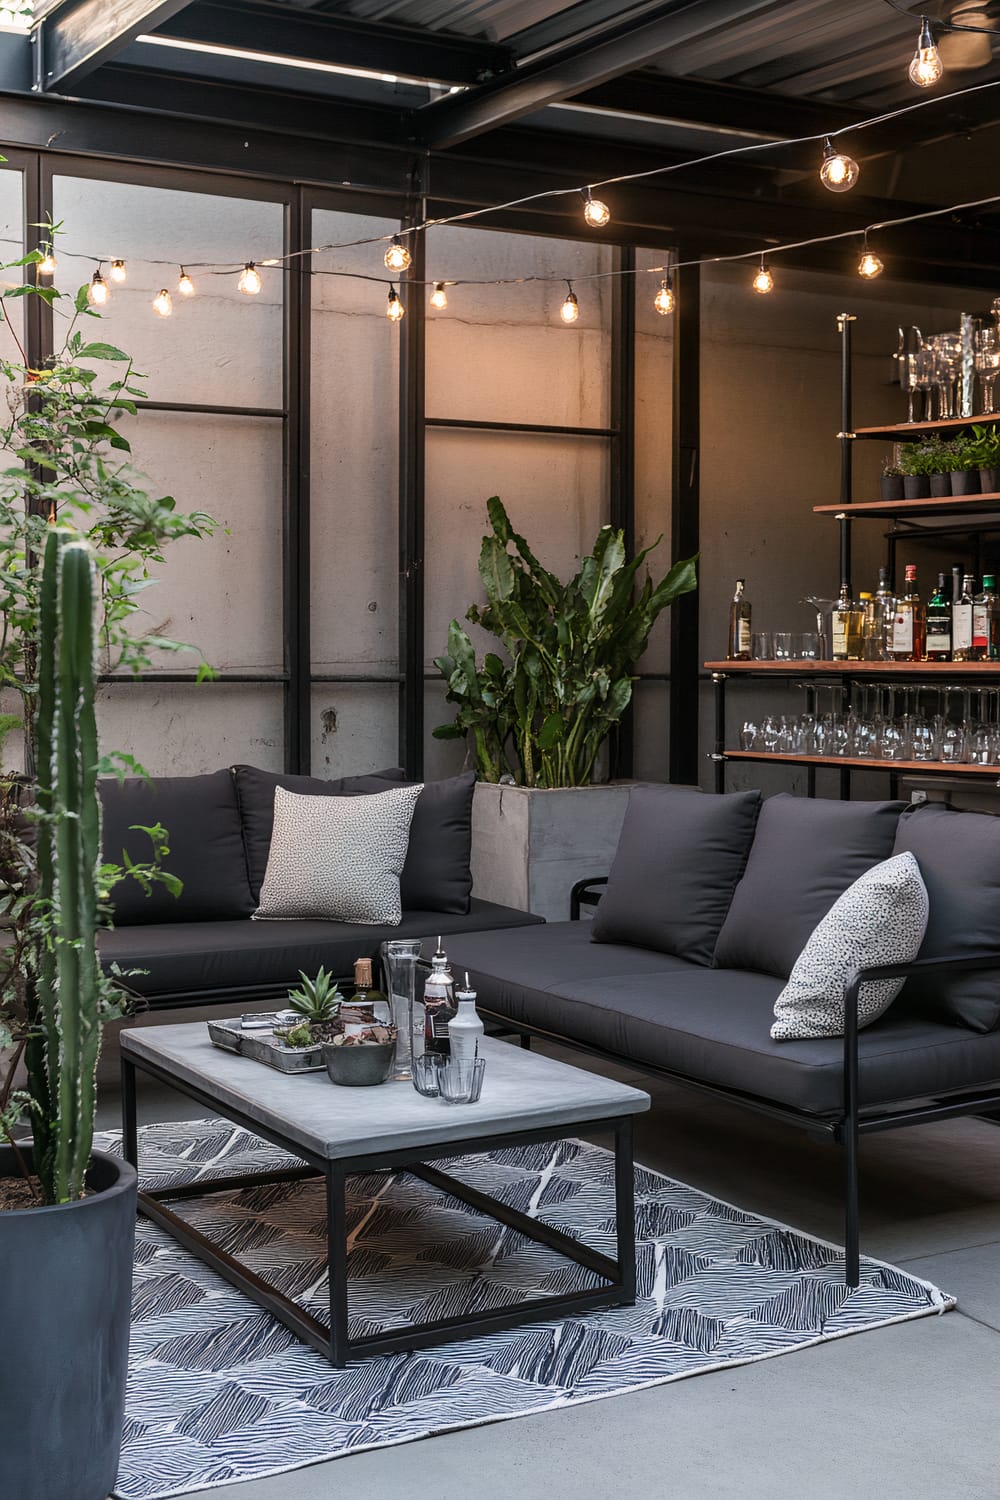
<box><xmin>896</xmin><ymin>313</ymin><xmax>1000</xmax><ymax>422</ymax></box>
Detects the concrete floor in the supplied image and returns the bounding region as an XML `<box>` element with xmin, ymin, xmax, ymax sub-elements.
<box><xmin>97</xmin><ymin>1040</ymin><xmax>1000</xmax><ymax>1500</ymax></box>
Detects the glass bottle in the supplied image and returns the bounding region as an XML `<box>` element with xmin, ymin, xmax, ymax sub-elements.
<box><xmin>925</xmin><ymin>572</ymin><xmax>952</xmax><ymax>662</ymax></box>
<box><xmin>973</xmin><ymin>574</ymin><xmax>996</xmax><ymax>660</ymax></box>
<box><xmin>874</xmin><ymin>567</ymin><xmax>895</xmax><ymax>658</ymax></box>
<box><xmin>859</xmin><ymin>592</ymin><xmax>883</xmax><ymax>661</ymax></box>
<box><xmin>727</xmin><ymin>579</ymin><xmax>751</xmax><ymax>660</ymax></box>
<box><xmin>449</xmin><ymin>971</ymin><xmax>485</xmax><ymax>1068</ymax></box>
<box><xmin>952</xmin><ymin>573</ymin><xmax>976</xmax><ymax>660</ymax></box>
<box><xmin>832</xmin><ymin>582</ymin><xmax>863</xmax><ymax>661</ymax></box>
<box><xmin>381</xmin><ymin>938</ymin><xmax>421</xmax><ymax>1081</ymax></box>
<box><xmin>421</xmin><ymin>937</ymin><xmax>456</xmax><ymax>1057</ymax></box>
<box><xmin>889</xmin><ymin>564</ymin><xmax>925</xmax><ymax>662</ymax></box>
<box><xmin>340</xmin><ymin>957</ymin><xmax>375</xmax><ymax>1036</ymax></box>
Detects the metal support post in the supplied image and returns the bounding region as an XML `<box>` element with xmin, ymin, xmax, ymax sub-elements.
<box><xmin>711</xmin><ymin>672</ymin><xmax>727</xmax><ymax>793</ymax></box>
<box><xmin>837</xmin><ymin>312</ymin><xmax>856</xmax><ymax>594</ymax></box>
<box><xmin>670</xmin><ymin>261</ymin><xmax>701</xmax><ymax>786</ymax></box>
<box><xmin>398</xmin><ymin>170</ymin><xmax>427</xmax><ymax>777</ymax></box>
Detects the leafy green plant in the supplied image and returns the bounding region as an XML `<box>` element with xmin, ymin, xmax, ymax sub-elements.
<box><xmin>946</xmin><ymin>434</ymin><xmax>979</xmax><ymax>473</ymax></box>
<box><xmin>964</xmin><ymin>423</ymin><xmax>1000</xmax><ymax>471</ymax></box>
<box><xmin>287</xmin><ymin>967</ymin><xmax>342</xmax><ymax>1025</ymax></box>
<box><xmin>434</xmin><ymin>496</ymin><xmax>697</xmax><ymax>787</ymax></box>
<box><xmin>881</xmin><ymin>457</ymin><xmax>902</xmax><ymax>478</ymax></box>
<box><xmin>898</xmin><ymin>436</ymin><xmax>951</xmax><ymax>476</ymax></box>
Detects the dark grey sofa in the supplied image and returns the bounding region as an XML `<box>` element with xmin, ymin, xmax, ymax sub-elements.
<box><xmin>439</xmin><ymin>787</ymin><xmax>1000</xmax><ymax>1285</ymax></box>
<box><xmin>97</xmin><ymin>764</ymin><xmax>541</xmax><ymax>1009</ymax></box>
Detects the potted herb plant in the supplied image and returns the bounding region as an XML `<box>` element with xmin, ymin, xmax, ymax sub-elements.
<box><xmin>966</xmin><ymin>423</ymin><xmax>1000</xmax><ymax>495</ymax></box>
<box><xmin>879</xmin><ymin>457</ymin><xmax>904</xmax><ymax>503</ymax></box>
<box><xmin>946</xmin><ymin>433</ymin><xmax>981</xmax><ymax>497</ymax></box>
<box><xmin>434</xmin><ymin>497</ymin><xmax>696</xmax><ymax>916</ymax></box>
<box><xmin>0</xmin><ymin>240</ymin><xmax>215</xmax><ymax>1500</ymax></box>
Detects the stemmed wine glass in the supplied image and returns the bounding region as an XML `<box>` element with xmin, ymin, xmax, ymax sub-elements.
<box><xmin>975</xmin><ymin>326</ymin><xmax>1000</xmax><ymax>415</ymax></box>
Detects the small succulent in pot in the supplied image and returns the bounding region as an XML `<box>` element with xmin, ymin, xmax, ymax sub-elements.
<box><xmin>277</xmin><ymin>967</ymin><xmax>343</xmax><ymax>1047</ymax></box>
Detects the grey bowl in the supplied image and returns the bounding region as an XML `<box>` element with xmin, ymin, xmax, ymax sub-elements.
<box><xmin>321</xmin><ymin>1038</ymin><xmax>396</xmax><ymax>1087</ymax></box>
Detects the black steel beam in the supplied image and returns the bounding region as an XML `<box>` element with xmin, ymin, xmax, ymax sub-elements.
<box><xmin>669</xmin><ymin>261</ymin><xmax>700</xmax><ymax>788</ymax></box>
<box><xmin>575</xmin><ymin>72</ymin><xmax>867</xmax><ymax>143</ymax></box>
<box><xmin>283</xmin><ymin>185</ymin><xmax>311</xmax><ymax>774</ymax></box>
<box><xmin>398</xmin><ymin>190</ymin><xmax>426</xmax><ymax>779</ymax></box>
<box><xmin>152</xmin><ymin>0</ymin><xmax>513</xmax><ymax>86</ymax></box>
<box><xmin>40</xmin><ymin>0</ymin><xmax>193</xmax><ymax>93</ymax></box>
<box><xmin>609</xmin><ymin>244</ymin><xmax>636</xmax><ymax>782</ymax></box>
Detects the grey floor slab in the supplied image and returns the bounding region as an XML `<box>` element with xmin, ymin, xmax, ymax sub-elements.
<box><xmin>899</xmin><ymin>1238</ymin><xmax>1000</xmax><ymax>1333</ymax></box>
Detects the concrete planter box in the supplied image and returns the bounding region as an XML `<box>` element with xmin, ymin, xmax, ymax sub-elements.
<box><xmin>470</xmin><ymin>781</ymin><xmax>632</xmax><ymax>922</ymax></box>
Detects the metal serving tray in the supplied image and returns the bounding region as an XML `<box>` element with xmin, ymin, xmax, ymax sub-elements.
<box><xmin>206</xmin><ymin>1016</ymin><xmax>325</xmax><ymax>1073</ymax></box>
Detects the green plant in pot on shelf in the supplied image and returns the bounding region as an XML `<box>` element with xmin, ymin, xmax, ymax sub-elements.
<box><xmin>965</xmin><ymin>424</ymin><xmax>1000</xmax><ymax>494</ymax></box>
<box><xmin>945</xmin><ymin>433</ymin><xmax>982</xmax><ymax>497</ymax></box>
<box><xmin>879</xmin><ymin>456</ymin><xmax>904</xmax><ymax>502</ymax></box>
<box><xmin>434</xmin><ymin>496</ymin><xmax>697</xmax><ymax>787</ymax></box>
<box><xmin>898</xmin><ymin>435</ymin><xmax>951</xmax><ymax>498</ymax></box>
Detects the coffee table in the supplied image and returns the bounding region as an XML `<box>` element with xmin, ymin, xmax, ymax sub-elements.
<box><xmin>121</xmin><ymin>1023</ymin><xmax>649</xmax><ymax>1367</ymax></box>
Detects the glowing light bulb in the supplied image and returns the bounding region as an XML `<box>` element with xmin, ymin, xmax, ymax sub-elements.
<box><xmin>384</xmin><ymin>235</ymin><xmax>411</xmax><ymax>272</ymax></box>
<box><xmin>653</xmin><ymin>277</ymin><xmax>675</xmax><ymax>316</ymax></box>
<box><xmin>429</xmin><ymin>281</ymin><xmax>448</xmax><ymax>310</ymax></box>
<box><xmin>909</xmin><ymin>17</ymin><xmax>943</xmax><ymax>86</ymax></box>
<box><xmin>238</xmin><ymin>262</ymin><xmax>262</xmax><ymax>295</ymax></box>
<box><xmin>582</xmin><ymin>189</ymin><xmax>611</xmax><ymax>228</ymax></box>
<box><xmin>87</xmin><ymin>269</ymin><xmax>109</xmax><ymax>306</ymax></box>
<box><xmin>152</xmin><ymin>288</ymin><xmax>173</xmax><ymax>318</ymax></box>
<box><xmin>560</xmin><ymin>286</ymin><xmax>579</xmax><ymax>323</ymax></box>
<box><xmin>38</xmin><ymin>246</ymin><xmax>57</xmax><ymax>276</ymax></box>
<box><xmin>386</xmin><ymin>286</ymin><xmax>404</xmax><ymax>322</ymax></box>
<box><xmin>819</xmin><ymin>139</ymin><xmax>860</xmax><ymax>193</ymax></box>
<box><xmin>177</xmin><ymin>268</ymin><xmax>195</xmax><ymax>297</ymax></box>
<box><xmin>109</xmin><ymin>259</ymin><xmax>127</xmax><ymax>283</ymax></box>
<box><xmin>858</xmin><ymin>248</ymin><xmax>884</xmax><ymax>279</ymax></box>
<box><xmin>752</xmin><ymin>260</ymin><xmax>774</xmax><ymax>295</ymax></box>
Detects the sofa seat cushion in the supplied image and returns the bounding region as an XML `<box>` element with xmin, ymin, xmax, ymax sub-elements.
<box><xmin>100</xmin><ymin>769</ymin><xmax>254</xmax><ymax>924</ymax></box>
<box><xmin>445</xmin><ymin>920</ymin><xmax>700</xmax><ymax>997</ymax></box>
<box><xmin>591</xmin><ymin>785</ymin><xmax>761</xmax><ymax>964</ymax></box>
<box><xmin>714</xmin><ymin>794</ymin><xmax>904</xmax><ymax>979</ymax></box>
<box><xmin>100</xmin><ymin>900</ymin><xmax>542</xmax><ymax>1003</ymax></box>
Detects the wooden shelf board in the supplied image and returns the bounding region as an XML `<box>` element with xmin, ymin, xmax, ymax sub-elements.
<box><xmin>813</xmin><ymin>492</ymin><xmax>1000</xmax><ymax>520</ymax></box>
<box><xmin>724</xmin><ymin>750</ymin><xmax>1000</xmax><ymax>777</ymax></box>
<box><xmin>854</xmin><ymin>414</ymin><xmax>1000</xmax><ymax>440</ymax></box>
<box><xmin>704</xmin><ymin>660</ymin><xmax>1000</xmax><ymax>674</ymax></box>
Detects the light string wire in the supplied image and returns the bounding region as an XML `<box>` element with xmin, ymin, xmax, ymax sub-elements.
<box><xmin>880</xmin><ymin>0</ymin><xmax>1000</xmax><ymax>37</ymax></box>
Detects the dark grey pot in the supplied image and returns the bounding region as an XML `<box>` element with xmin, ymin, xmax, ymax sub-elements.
<box><xmin>879</xmin><ymin>474</ymin><xmax>904</xmax><ymax>502</ymax></box>
<box><xmin>902</xmin><ymin>474</ymin><xmax>931</xmax><ymax>499</ymax></box>
<box><xmin>950</xmin><ymin>469</ymin><xmax>980</xmax><ymax>496</ymax></box>
<box><xmin>322</xmin><ymin>1039</ymin><xmax>396</xmax><ymax>1086</ymax></box>
<box><xmin>929</xmin><ymin>471</ymin><xmax>952</xmax><ymax>497</ymax></box>
<box><xmin>979</xmin><ymin>466</ymin><xmax>1000</xmax><ymax>495</ymax></box>
<box><xmin>0</xmin><ymin>1147</ymin><xmax>137</xmax><ymax>1500</ymax></box>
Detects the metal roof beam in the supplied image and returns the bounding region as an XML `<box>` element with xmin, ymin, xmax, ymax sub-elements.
<box><xmin>573</xmin><ymin>72</ymin><xmax>867</xmax><ymax>142</ymax></box>
<box><xmin>39</xmin><ymin>0</ymin><xmax>194</xmax><ymax>93</ymax></box>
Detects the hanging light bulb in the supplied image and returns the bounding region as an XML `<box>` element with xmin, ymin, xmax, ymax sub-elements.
<box><xmin>857</xmin><ymin>240</ymin><xmax>884</xmax><ymax>279</ymax></box>
<box><xmin>582</xmin><ymin>188</ymin><xmax>611</xmax><ymax>228</ymax></box>
<box><xmin>386</xmin><ymin>285</ymin><xmax>404</xmax><ymax>322</ymax></box>
<box><xmin>238</xmin><ymin>262</ymin><xmax>262</xmax><ymax>295</ymax></box>
<box><xmin>429</xmin><ymin>281</ymin><xmax>448</xmax><ymax>310</ymax></box>
<box><xmin>653</xmin><ymin>275</ymin><xmax>675</xmax><ymax>316</ymax></box>
<box><xmin>109</xmin><ymin>259</ymin><xmax>127</xmax><ymax>283</ymax></box>
<box><xmin>177</xmin><ymin>267</ymin><xmax>195</xmax><ymax>297</ymax></box>
<box><xmin>37</xmin><ymin>245</ymin><xmax>57</xmax><ymax>277</ymax></box>
<box><xmin>384</xmin><ymin>235</ymin><xmax>411</xmax><ymax>272</ymax></box>
<box><xmin>752</xmin><ymin>258</ymin><xmax>774</xmax><ymax>295</ymax></box>
<box><xmin>819</xmin><ymin>138</ymin><xmax>860</xmax><ymax>193</ymax></box>
<box><xmin>87</xmin><ymin>268</ymin><xmax>109</xmax><ymax>306</ymax></box>
<box><xmin>909</xmin><ymin>17</ymin><xmax>944</xmax><ymax>86</ymax></box>
<box><xmin>560</xmin><ymin>282</ymin><xmax>579</xmax><ymax>323</ymax></box>
<box><xmin>152</xmin><ymin>287</ymin><xmax>173</xmax><ymax>318</ymax></box>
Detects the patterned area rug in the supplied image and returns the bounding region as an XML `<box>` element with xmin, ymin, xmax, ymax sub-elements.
<box><xmin>102</xmin><ymin>1119</ymin><xmax>954</xmax><ymax>1500</ymax></box>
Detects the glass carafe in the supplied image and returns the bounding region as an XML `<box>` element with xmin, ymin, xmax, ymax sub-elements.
<box><xmin>380</xmin><ymin>939</ymin><xmax>421</xmax><ymax>1081</ymax></box>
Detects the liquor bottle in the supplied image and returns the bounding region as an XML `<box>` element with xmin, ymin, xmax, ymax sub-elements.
<box><xmin>421</xmin><ymin>937</ymin><xmax>457</xmax><ymax>1057</ymax></box>
<box><xmin>340</xmin><ymin>957</ymin><xmax>375</xmax><ymax>1036</ymax></box>
<box><xmin>889</xmin><ymin>564</ymin><xmax>925</xmax><ymax>662</ymax></box>
<box><xmin>925</xmin><ymin>572</ymin><xmax>952</xmax><ymax>662</ymax></box>
<box><xmin>832</xmin><ymin>582</ymin><xmax>863</xmax><ymax>661</ymax></box>
<box><xmin>727</xmin><ymin>579</ymin><xmax>751</xmax><ymax>660</ymax></box>
<box><xmin>874</xmin><ymin>567</ymin><xmax>895</xmax><ymax>658</ymax></box>
<box><xmin>952</xmin><ymin>573</ymin><xmax>976</xmax><ymax>661</ymax></box>
<box><xmin>973</xmin><ymin>574</ymin><xmax>996</xmax><ymax>659</ymax></box>
<box><xmin>449</xmin><ymin>971</ymin><xmax>485</xmax><ymax>1068</ymax></box>
<box><xmin>859</xmin><ymin>592</ymin><xmax>883</xmax><ymax>661</ymax></box>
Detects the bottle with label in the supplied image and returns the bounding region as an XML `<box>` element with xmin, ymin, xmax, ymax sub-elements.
<box><xmin>925</xmin><ymin>572</ymin><xmax>952</xmax><ymax>662</ymax></box>
<box><xmin>952</xmin><ymin>573</ymin><xmax>976</xmax><ymax>660</ymax></box>
<box><xmin>448</xmin><ymin>971</ymin><xmax>485</xmax><ymax>1068</ymax></box>
<box><xmin>973</xmin><ymin>574</ymin><xmax>996</xmax><ymax>660</ymax></box>
<box><xmin>889</xmin><ymin>564</ymin><xmax>925</xmax><ymax>662</ymax></box>
<box><xmin>727</xmin><ymin>579</ymin><xmax>751</xmax><ymax>660</ymax></box>
<box><xmin>874</xmin><ymin>567</ymin><xmax>895</xmax><ymax>658</ymax></box>
<box><xmin>832</xmin><ymin>582</ymin><xmax>863</xmax><ymax>661</ymax></box>
<box><xmin>421</xmin><ymin>938</ymin><xmax>457</xmax><ymax>1057</ymax></box>
<box><xmin>340</xmin><ymin>957</ymin><xmax>375</xmax><ymax>1037</ymax></box>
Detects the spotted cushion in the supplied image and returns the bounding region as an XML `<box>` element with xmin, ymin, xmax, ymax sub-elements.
<box><xmin>771</xmin><ymin>852</ymin><xmax>928</xmax><ymax>1041</ymax></box>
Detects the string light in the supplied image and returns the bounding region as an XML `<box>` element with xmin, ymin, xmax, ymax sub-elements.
<box><xmin>238</xmin><ymin>262</ymin><xmax>262</xmax><ymax>295</ymax></box>
<box><xmin>582</xmin><ymin>188</ymin><xmax>611</xmax><ymax>228</ymax></box>
<box><xmin>819</xmin><ymin>139</ymin><xmax>860</xmax><ymax>192</ymax></box>
<box><xmin>857</xmin><ymin>237</ymin><xmax>884</xmax><ymax>278</ymax></box>
<box><xmin>152</xmin><ymin>287</ymin><xmax>173</xmax><ymax>317</ymax></box>
<box><xmin>37</xmin><ymin>244</ymin><xmax>57</xmax><ymax>276</ymax></box>
<box><xmin>177</xmin><ymin>267</ymin><xmax>195</xmax><ymax>297</ymax></box>
<box><xmin>109</xmin><ymin>259</ymin><xmax>127</xmax><ymax>283</ymax></box>
<box><xmin>384</xmin><ymin>235</ymin><xmax>411</xmax><ymax>272</ymax></box>
<box><xmin>752</xmin><ymin>257</ymin><xmax>774</xmax><ymax>295</ymax></box>
<box><xmin>560</xmin><ymin>282</ymin><xmax>579</xmax><ymax>323</ymax></box>
<box><xmin>653</xmin><ymin>275</ymin><xmax>675</xmax><ymax>315</ymax></box>
<box><xmin>386</xmin><ymin>285</ymin><xmax>404</xmax><ymax>322</ymax></box>
<box><xmin>429</xmin><ymin>281</ymin><xmax>448</xmax><ymax>309</ymax></box>
<box><xmin>87</xmin><ymin>267</ymin><xmax>109</xmax><ymax>306</ymax></box>
<box><xmin>909</xmin><ymin>17</ymin><xmax>944</xmax><ymax>86</ymax></box>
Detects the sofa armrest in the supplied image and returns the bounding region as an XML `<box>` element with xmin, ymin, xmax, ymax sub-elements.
<box><xmin>570</xmin><ymin>876</ymin><xmax>608</xmax><ymax>921</ymax></box>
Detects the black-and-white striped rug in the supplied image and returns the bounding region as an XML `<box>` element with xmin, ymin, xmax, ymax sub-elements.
<box><xmin>103</xmin><ymin>1119</ymin><xmax>953</xmax><ymax>1499</ymax></box>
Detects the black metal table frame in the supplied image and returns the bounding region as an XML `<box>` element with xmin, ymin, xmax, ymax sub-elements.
<box><xmin>121</xmin><ymin>1051</ymin><xmax>637</xmax><ymax>1367</ymax></box>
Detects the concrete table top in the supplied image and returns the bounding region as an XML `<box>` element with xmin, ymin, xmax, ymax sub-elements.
<box><xmin>121</xmin><ymin>1022</ymin><xmax>650</xmax><ymax>1161</ymax></box>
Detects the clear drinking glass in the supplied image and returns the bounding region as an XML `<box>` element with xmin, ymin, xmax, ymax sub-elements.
<box><xmin>773</xmin><ymin>632</ymin><xmax>795</xmax><ymax>660</ymax></box>
<box><xmin>752</xmin><ymin>631</ymin><xmax>773</xmax><ymax>660</ymax></box>
<box><xmin>380</xmin><ymin>938</ymin><xmax>422</xmax><ymax>1081</ymax></box>
<box><xmin>739</xmin><ymin>719</ymin><xmax>758</xmax><ymax>750</ymax></box>
<box><xmin>437</xmin><ymin>1057</ymin><xmax>486</xmax><ymax>1105</ymax></box>
<box><xmin>975</xmin><ymin>327</ymin><xmax>1000</xmax><ymax>414</ymax></box>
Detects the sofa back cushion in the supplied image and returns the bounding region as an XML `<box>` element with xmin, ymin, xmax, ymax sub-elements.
<box><xmin>100</xmin><ymin>769</ymin><xmax>254</xmax><ymax>923</ymax></box>
<box><xmin>232</xmin><ymin>765</ymin><xmax>475</xmax><ymax>915</ymax></box>
<box><xmin>590</xmin><ymin>785</ymin><xmax>761</xmax><ymax>964</ymax></box>
<box><xmin>892</xmin><ymin>803</ymin><xmax>1000</xmax><ymax>1032</ymax></box>
<box><xmin>714</xmin><ymin>794</ymin><xmax>904</xmax><ymax>978</ymax></box>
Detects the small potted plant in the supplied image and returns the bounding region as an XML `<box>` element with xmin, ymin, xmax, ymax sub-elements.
<box><xmin>899</xmin><ymin>441</ymin><xmax>931</xmax><ymax>498</ymax></box>
<box><xmin>879</xmin><ymin>457</ymin><xmax>904</xmax><ymax>502</ymax></box>
<box><xmin>277</xmin><ymin>966</ymin><xmax>343</xmax><ymax>1048</ymax></box>
<box><xmin>946</xmin><ymin>433</ymin><xmax>981</xmax><ymax>497</ymax></box>
<box><xmin>966</xmin><ymin>423</ymin><xmax>1000</xmax><ymax>494</ymax></box>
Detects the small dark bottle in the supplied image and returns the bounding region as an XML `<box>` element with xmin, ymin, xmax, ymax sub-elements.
<box><xmin>727</xmin><ymin>579</ymin><xmax>751</xmax><ymax>661</ymax></box>
<box><xmin>422</xmin><ymin>937</ymin><xmax>457</xmax><ymax>1057</ymax></box>
<box><xmin>925</xmin><ymin>572</ymin><xmax>952</xmax><ymax>662</ymax></box>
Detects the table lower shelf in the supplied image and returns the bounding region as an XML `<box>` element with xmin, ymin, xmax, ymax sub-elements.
<box><xmin>724</xmin><ymin>749</ymin><xmax>1000</xmax><ymax>777</ymax></box>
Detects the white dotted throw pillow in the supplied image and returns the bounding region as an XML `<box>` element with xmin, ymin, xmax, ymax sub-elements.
<box><xmin>771</xmin><ymin>851</ymin><xmax>928</xmax><ymax>1042</ymax></box>
<box><xmin>254</xmin><ymin>783</ymin><xmax>423</xmax><ymax>926</ymax></box>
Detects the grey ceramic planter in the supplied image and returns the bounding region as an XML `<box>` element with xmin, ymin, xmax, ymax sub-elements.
<box><xmin>0</xmin><ymin>1146</ymin><xmax>137</xmax><ymax>1500</ymax></box>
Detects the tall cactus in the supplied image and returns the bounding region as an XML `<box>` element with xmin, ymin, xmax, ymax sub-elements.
<box><xmin>25</xmin><ymin>527</ymin><xmax>102</xmax><ymax>1204</ymax></box>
